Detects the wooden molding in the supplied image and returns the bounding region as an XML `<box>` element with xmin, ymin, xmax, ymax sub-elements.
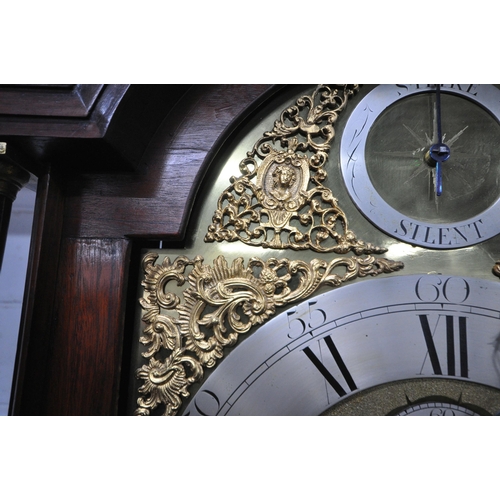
<box><xmin>0</xmin><ymin>84</ymin><xmax>129</xmax><ymax>137</ymax></box>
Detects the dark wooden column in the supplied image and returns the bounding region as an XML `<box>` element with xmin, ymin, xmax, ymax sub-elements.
<box><xmin>4</xmin><ymin>84</ymin><xmax>278</xmax><ymax>415</ymax></box>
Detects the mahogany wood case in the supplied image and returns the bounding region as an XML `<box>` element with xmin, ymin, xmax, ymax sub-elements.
<box><xmin>1</xmin><ymin>84</ymin><xmax>278</xmax><ymax>415</ymax></box>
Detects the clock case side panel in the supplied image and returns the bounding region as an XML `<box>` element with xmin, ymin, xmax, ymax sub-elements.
<box><xmin>8</xmin><ymin>85</ymin><xmax>278</xmax><ymax>416</ymax></box>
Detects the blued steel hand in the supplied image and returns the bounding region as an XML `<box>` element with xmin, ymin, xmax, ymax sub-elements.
<box><xmin>428</xmin><ymin>85</ymin><xmax>451</xmax><ymax>196</ymax></box>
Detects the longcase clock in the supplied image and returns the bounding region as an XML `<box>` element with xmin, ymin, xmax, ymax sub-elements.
<box><xmin>129</xmin><ymin>84</ymin><xmax>500</xmax><ymax>416</ymax></box>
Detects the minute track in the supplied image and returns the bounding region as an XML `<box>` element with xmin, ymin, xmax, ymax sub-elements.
<box><xmin>183</xmin><ymin>275</ymin><xmax>500</xmax><ymax>416</ymax></box>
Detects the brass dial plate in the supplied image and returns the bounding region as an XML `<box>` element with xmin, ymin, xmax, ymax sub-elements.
<box><xmin>182</xmin><ymin>274</ymin><xmax>500</xmax><ymax>416</ymax></box>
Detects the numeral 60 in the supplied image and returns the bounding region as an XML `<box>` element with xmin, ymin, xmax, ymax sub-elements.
<box><xmin>415</xmin><ymin>276</ymin><xmax>470</xmax><ymax>303</ymax></box>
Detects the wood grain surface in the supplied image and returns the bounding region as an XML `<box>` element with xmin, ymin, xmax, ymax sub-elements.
<box><xmin>5</xmin><ymin>84</ymin><xmax>279</xmax><ymax>414</ymax></box>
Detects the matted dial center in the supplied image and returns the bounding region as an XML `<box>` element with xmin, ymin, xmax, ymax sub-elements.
<box><xmin>364</xmin><ymin>92</ymin><xmax>500</xmax><ymax>224</ymax></box>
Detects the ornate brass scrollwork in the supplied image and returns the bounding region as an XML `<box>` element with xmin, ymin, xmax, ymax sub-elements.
<box><xmin>205</xmin><ymin>84</ymin><xmax>385</xmax><ymax>254</ymax></box>
<box><xmin>136</xmin><ymin>252</ymin><xmax>403</xmax><ymax>416</ymax></box>
<box><xmin>493</xmin><ymin>261</ymin><xmax>500</xmax><ymax>278</ymax></box>
<box><xmin>135</xmin><ymin>84</ymin><xmax>405</xmax><ymax>415</ymax></box>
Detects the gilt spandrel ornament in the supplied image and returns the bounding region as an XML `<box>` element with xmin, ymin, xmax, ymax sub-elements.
<box><xmin>135</xmin><ymin>252</ymin><xmax>403</xmax><ymax>416</ymax></box>
<box><xmin>135</xmin><ymin>84</ymin><xmax>405</xmax><ymax>415</ymax></box>
<box><xmin>493</xmin><ymin>261</ymin><xmax>500</xmax><ymax>278</ymax></box>
<box><xmin>205</xmin><ymin>84</ymin><xmax>385</xmax><ymax>255</ymax></box>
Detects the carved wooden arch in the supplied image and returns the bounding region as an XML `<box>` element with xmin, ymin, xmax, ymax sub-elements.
<box><xmin>8</xmin><ymin>84</ymin><xmax>276</xmax><ymax>415</ymax></box>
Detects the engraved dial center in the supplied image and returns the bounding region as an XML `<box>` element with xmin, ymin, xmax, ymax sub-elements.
<box><xmin>340</xmin><ymin>84</ymin><xmax>500</xmax><ymax>249</ymax></box>
<box><xmin>398</xmin><ymin>402</ymin><xmax>479</xmax><ymax>416</ymax></box>
<box><xmin>365</xmin><ymin>92</ymin><xmax>500</xmax><ymax>224</ymax></box>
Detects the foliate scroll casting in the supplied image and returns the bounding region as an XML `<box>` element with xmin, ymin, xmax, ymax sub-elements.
<box><xmin>136</xmin><ymin>252</ymin><xmax>404</xmax><ymax>416</ymax></box>
<box><xmin>205</xmin><ymin>84</ymin><xmax>384</xmax><ymax>255</ymax></box>
<box><xmin>493</xmin><ymin>261</ymin><xmax>500</xmax><ymax>278</ymax></box>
